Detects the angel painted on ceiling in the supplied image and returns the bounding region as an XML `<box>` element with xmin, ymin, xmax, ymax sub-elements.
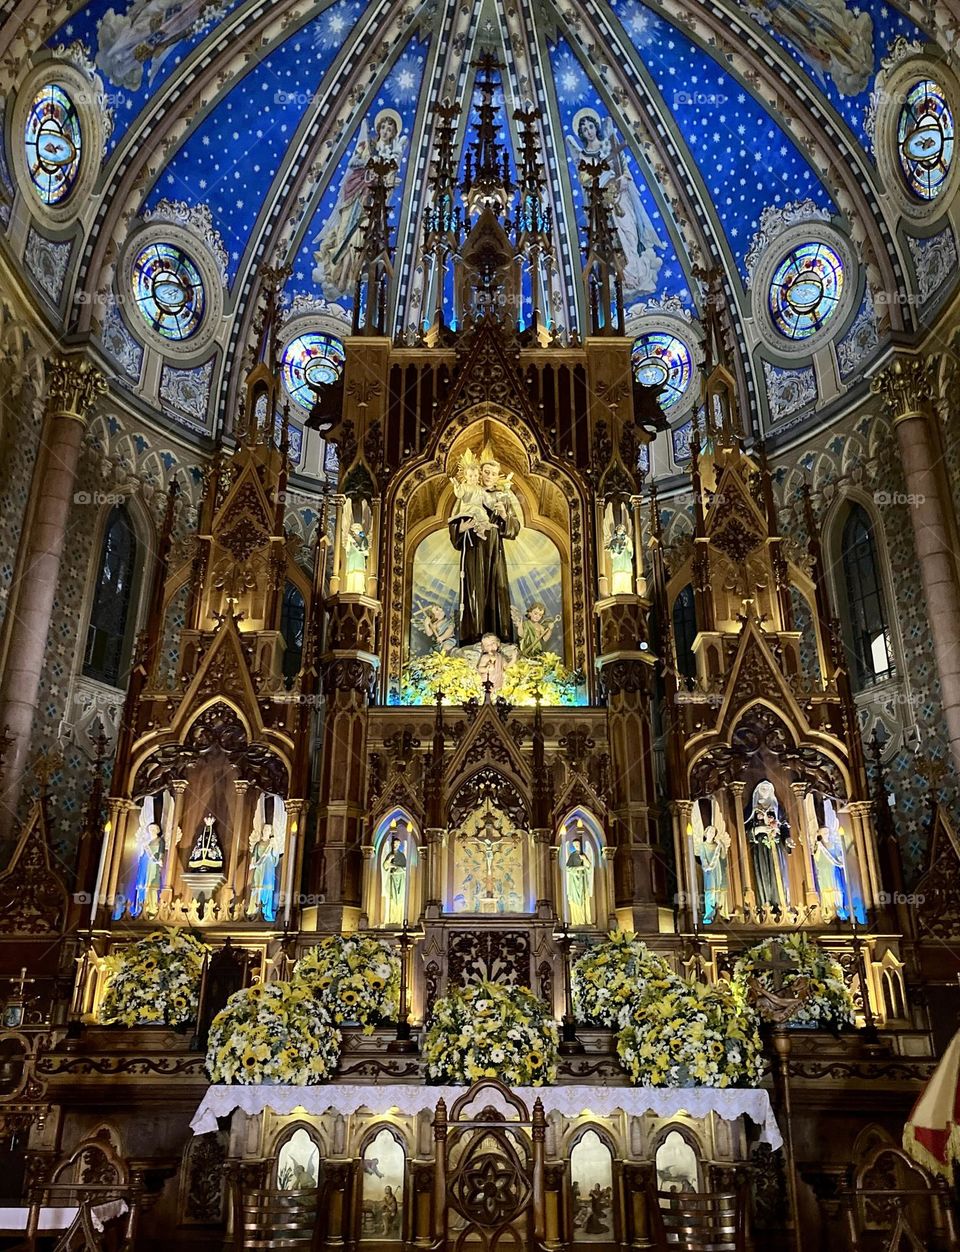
<box><xmin>96</xmin><ymin>0</ymin><xmax>227</xmax><ymax>92</ymax></box>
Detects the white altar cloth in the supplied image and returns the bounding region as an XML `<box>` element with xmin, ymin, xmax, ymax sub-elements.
<box><xmin>191</xmin><ymin>1083</ymin><xmax>782</xmax><ymax>1149</ymax></box>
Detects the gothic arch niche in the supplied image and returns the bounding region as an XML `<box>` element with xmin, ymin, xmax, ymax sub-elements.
<box><xmin>274</xmin><ymin>1124</ymin><xmax>322</xmax><ymax>1190</ymax></box>
<box><xmin>365</xmin><ymin>808</ymin><xmax>422</xmax><ymax>928</ymax></box>
<box><xmin>568</xmin><ymin>1126</ymin><xmax>617</xmax><ymax>1244</ymax></box>
<box><xmin>446</xmin><ymin>768</ymin><xmax>532</xmax><ymax>916</ymax></box>
<box><xmin>654</xmin><ymin>1127</ymin><xmax>702</xmax><ymax>1194</ymax></box>
<box><xmin>388</xmin><ymin>413</ymin><xmax>589</xmax><ymax>705</ymax></box>
<box><xmin>110</xmin><ymin>701</ymin><xmax>292</xmax><ymax>924</ymax></box>
<box><xmin>556</xmin><ymin>810</ymin><xmax>609</xmax><ymax>929</ymax></box>
<box><xmin>357</xmin><ymin>1125</ymin><xmax>406</xmax><ymax>1243</ymax></box>
<box><xmin>684</xmin><ymin>702</ymin><xmax>868</xmax><ymax>925</ymax></box>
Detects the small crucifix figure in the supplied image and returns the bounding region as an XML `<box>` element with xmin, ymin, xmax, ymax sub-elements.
<box><xmin>3</xmin><ymin>967</ymin><xmax>35</xmax><ymax>1029</ymax></box>
<box><xmin>460</xmin><ymin>800</ymin><xmax>521</xmax><ymax>914</ymax></box>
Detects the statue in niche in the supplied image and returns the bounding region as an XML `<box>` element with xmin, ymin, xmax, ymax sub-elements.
<box><xmin>805</xmin><ymin>792</ymin><xmax>849</xmax><ymax>919</ymax></box>
<box><xmin>745</xmin><ymin>779</ymin><xmax>794</xmax><ymax>912</ymax></box>
<box><xmin>448</xmin><ymin>446</ymin><xmax>520</xmax><ymax>646</ymax></box>
<box><xmin>342</xmin><ymin>498</ymin><xmax>372</xmax><ymax>595</ymax></box>
<box><xmin>605</xmin><ymin>519</ymin><xmax>635</xmax><ymax>596</ymax></box>
<box><xmin>690</xmin><ymin>797</ymin><xmax>731</xmax><ymax>923</ymax></box>
<box><xmin>381</xmin><ymin>828</ymin><xmax>408</xmax><ymax>926</ymax></box>
<box><xmin>564</xmin><ymin>826</ymin><xmax>595</xmax><ymax>926</ymax></box>
<box><xmin>248</xmin><ymin>795</ymin><xmax>286</xmax><ymax>923</ymax></box>
<box><xmin>188</xmin><ymin>814</ymin><xmax>225</xmax><ymax>875</ymax></box>
<box><xmin>513</xmin><ymin>602</ymin><xmax>556</xmax><ymax>659</ymax></box>
<box><xmin>453</xmin><ymin>802</ymin><xmax>524</xmax><ymax>914</ymax></box>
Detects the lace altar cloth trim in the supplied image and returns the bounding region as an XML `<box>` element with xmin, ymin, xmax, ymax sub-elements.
<box><xmin>191</xmin><ymin>1084</ymin><xmax>782</xmax><ymax>1148</ymax></box>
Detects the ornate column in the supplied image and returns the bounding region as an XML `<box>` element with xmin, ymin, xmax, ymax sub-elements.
<box><xmin>874</xmin><ymin>355</ymin><xmax>960</xmax><ymax>776</ymax></box>
<box><xmin>0</xmin><ymin>356</ymin><xmax>105</xmax><ymax>835</ymax></box>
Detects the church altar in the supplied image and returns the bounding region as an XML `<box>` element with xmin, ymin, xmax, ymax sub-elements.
<box><xmin>191</xmin><ymin>1082</ymin><xmax>782</xmax><ymax>1148</ymax></box>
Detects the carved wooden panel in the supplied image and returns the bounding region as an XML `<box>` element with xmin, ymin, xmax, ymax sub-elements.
<box><xmin>447</xmin><ymin>930</ymin><xmax>531</xmax><ymax>988</ymax></box>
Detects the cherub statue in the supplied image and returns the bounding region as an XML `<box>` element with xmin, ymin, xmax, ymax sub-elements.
<box><xmin>415</xmin><ymin>603</ymin><xmax>455</xmax><ymax>653</ymax></box>
<box><xmin>476</xmin><ymin>633</ymin><xmax>506</xmax><ymax>690</ymax></box>
<box><xmin>512</xmin><ymin>602</ymin><xmax>555</xmax><ymax>658</ymax></box>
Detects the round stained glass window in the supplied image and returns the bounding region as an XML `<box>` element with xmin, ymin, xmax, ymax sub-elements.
<box><xmin>24</xmin><ymin>84</ymin><xmax>82</xmax><ymax>206</ymax></box>
<box><xmin>631</xmin><ymin>332</ymin><xmax>693</xmax><ymax>410</ymax></box>
<box><xmin>281</xmin><ymin>332</ymin><xmax>346</xmax><ymax>408</ymax></box>
<box><xmin>131</xmin><ymin>242</ymin><xmax>205</xmax><ymax>341</ymax></box>
<box><xmin>897</xmin><ymin>79</ymin><xmax>955</xmax><ymax>202</ymax></box>
<box><xmin>768</xmin><ymin>242</ymin><xmax>845</xmax><ymax>341</ymax></box>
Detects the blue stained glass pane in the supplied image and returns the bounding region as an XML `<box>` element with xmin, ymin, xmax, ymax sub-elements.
<box><xmin>768</xmin><ymin>241</ymin><xmax>845</xmax><ymax>341</ymax></box>
<box><xmin>131</xmin><ymin>242</ymin><xmax>205</xmax><ymax>340</ymax></box>
<box><xmin>631</xmin><ymin>331</ymin><xmax>693</xmax><ymax>409</ymax></box>
<box><xmin>24</xmin><ymin>83</ymin><xmax>82</xmax><ymax>206</ymax></box>
<box><xmin>897</xmin><ymin>79</ymin><xmax>955</xmax><ymax>202</ymax></box>
<box><xmin>281</xmin><ymin>332</ymin><xmax>345</xmax><ymax>408</ymax></box>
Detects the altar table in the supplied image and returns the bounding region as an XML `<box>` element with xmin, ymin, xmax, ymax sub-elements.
<box><xmin>191</xmin><ymin>1082</ymin><xmax>783</xmax><ymax>1149</ymax></box>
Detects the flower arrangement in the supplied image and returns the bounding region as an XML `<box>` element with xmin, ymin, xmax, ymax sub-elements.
<box><xmin>423</xmin><ymin>981</ymin><xmax>559</xmax><ymax>1086</ymax></box>
<box><xmin>616</xmin><ymin>976</ymin><xmax>764</xmax><ymax>1088</ymax></box>
<box><xmin>731</xmin><ymin>934</ymin><xmax>855</xmax><ymax>1030</ymax></box>
<box><xmin>400</xmin><ymin>652</ymin><xmax>482</xmax><ymax>705</ymax></box>
<box><xmin>572</xmin><ymin>932</ymin><xmax>673</xmax><ymax>1026</ymax></box>
<box><xmin>500</xmin><ymin>653</ymin><xmax>583</xmax><ymax>706</ymax></box>
<box><xmin>205</xmin><ymin>981</ymin><xmax>341</xmax><ymax>1085</ymax></box>
<box><xmin>294</xmin><ymin>935</ymin><xmax>400</xmax><ymax>1033</ymax></box>
<box><xmin>98</xmin><ymin>928</ymin><xmax>206</xmax><ymax>1027</ymax></box>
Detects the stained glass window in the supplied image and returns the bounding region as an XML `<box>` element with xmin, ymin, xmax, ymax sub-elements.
<box><xmin>131</xmin><ymin>242</ymin><xmax>205</xmax><ymax>340</ymax></box>
<box><xmin>898</xmin><ymin>79</ymin><xmax>955</xmax><ymax>202</ymax></box>
<box><xmin>24</xmin><ymin>84</ymin><xmax>82</xmax><ymax>206</ymax></box>
<box><xmin>84</xmin><ymin>505</ymin><xmax>137</xmax><ymax>687</ymax></box>
<box><xmin>281</xmin><ymin>332</ymin><xmax>346</xmax><ymax>408</ymax></box>
<box><xmin>672</xmin><ymin>583</ymin><xmax>698</xmax><ymax>684</ymax></box>
<box><xmin>840</xmin><ymin>504</ymin><xmax>895</xmax><ymax>690</ymax></box>
<box><xmin>631</xmin><ymin>332</ymin><xmax>693</xmax><ymax>410</ymax></box>
<box><xmin>768</xmin><ymin>242</ymin><xmax>844</xmax><ymax>341</ymax></box>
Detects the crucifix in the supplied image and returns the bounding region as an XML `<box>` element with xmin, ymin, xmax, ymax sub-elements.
<box><xmin>4</xmin><ymin>967</ymin><xmax>35</xmax><ymax>1028</ymax></box>
<box><xmin>460</xmin><ymin>798</ymin><xmax>521</xmax><ymax>913</ymax></box>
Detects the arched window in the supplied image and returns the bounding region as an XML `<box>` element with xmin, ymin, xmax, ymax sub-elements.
<box><xmin>83</xmin><ymin>505</ymin><xmax>137</xmax><ymax>687</ymax></box>
<box><xmin>280</xmin><ymin>583</ymin><xmax>306</xmax><ymax>683</ymax></box>
<box><xmin>672</xmin><ymin>583</ymin><xmax>698</xmax><ymax>682</ymax></box>
<box><xmin>360</xmin><ymin>1127</ymin><xmax>404</xmax><ymax>1240</ymax></box>
<box><xmin>840</xmin><ymin>505</ymin><xmax>895</xmax><ymax>690</ymax></box>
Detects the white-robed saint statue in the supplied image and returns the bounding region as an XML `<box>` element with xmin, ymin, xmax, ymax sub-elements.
<box><xmin>563</xmin><ymin>824</ymin><xmax>595</xmax><ymax>927</ymax></box>
<box><xmin>381</xmin><ymin>829</ymin><xmax>408</xmax><ymax>927</ymax></box>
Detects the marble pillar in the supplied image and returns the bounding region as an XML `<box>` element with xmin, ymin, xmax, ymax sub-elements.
<box><xmin>0</xmin><ymin>356</ymin><xmax>105</xmax><ymax>837</ymax></box>
<box><xmin>873</xmin><ymin>356</ymin><xmax>960</xmax><ymax>777</ymax></box>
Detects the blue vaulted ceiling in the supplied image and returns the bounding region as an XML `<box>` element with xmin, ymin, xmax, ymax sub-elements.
<box><xmin>9</xmin><ymin>0</ymin><xmax>950</xmax><ymax>463</ymax></box>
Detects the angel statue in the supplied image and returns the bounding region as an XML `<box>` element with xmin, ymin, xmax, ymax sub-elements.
<box><xmin>804</xmin><ymin>792</ymin><xmax>849</xmax><ymax>919</ymax></box>
<box><xmin>512</xmin><ymin>602</ymin><xmax>555</xmax><ymax>659</ymax></box>
<box><xmin>689</xmin><ymin>796</ymin><xmax>731</xmax><ymax>924</ymax></box>
<box><xmin>312</xmin><ymin>109</ymin><xmax>407</xmax><ymax>300</ymax></box>
<box><xmin>248</xmin><ymin>795</ymin><xmax>287</xmax><ymax>922</ymax></box>
<box><xmin>414</xmin><ymin>603</ymin><xmax>455</xmax><ymax>653</ymax></box>
<box><xmin>566</xmin><ymin>109</ymin><xmax>663</xmax><ymax>301</ymax></box>
<box><xmin>342</xmin><ymin>497</ymin><xmax>372</xmax><ymax>595</ymax></box>
<box><xmin>745</xmin><ymin>779</ymin><xmax>794</xmax><ymax>912</ymax></box>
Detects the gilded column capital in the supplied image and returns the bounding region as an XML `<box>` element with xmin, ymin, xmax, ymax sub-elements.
<box><xmin>45</xmin><ymin>355</ymin><xmax>107</xmax><ymax>422</ymax></box>
<box><xmin>870</xmin><ymin>354</ymin><xmax>934</xmax><ymax>424</ymax></box>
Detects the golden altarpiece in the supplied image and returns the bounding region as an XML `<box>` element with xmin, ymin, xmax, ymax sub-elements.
<box><xmin>0</xmin><ymin>69</ymin><xmax>941</xmax><ymax>1252</ymax></box>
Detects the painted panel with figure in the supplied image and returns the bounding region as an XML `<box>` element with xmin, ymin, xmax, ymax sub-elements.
<box><xmin>360</xmin><ymin>1129</ymin><xmax>404</xmax><ymax>1241</ymax></box>
<box><xmin>570</xmin><ymin>1130</ymin><xmax>615</xmax><ymax>1242</ymax></box>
